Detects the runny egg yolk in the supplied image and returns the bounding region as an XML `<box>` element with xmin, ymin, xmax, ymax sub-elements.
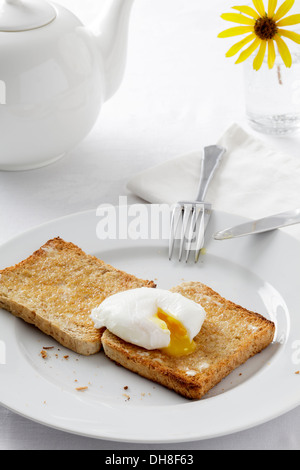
<box><xmin>154</xmin><ymin>308</ymin><xmax>196</xmax><ymax>357</ymax></box>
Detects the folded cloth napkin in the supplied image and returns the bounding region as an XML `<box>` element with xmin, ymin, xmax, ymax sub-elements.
<box><xmin>127</xmin><ymin>123</ymin><xmax>300</xmax><ymax>239</ymax></box>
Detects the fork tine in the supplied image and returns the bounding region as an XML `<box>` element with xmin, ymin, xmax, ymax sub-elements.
<box><xmin>194</xmin><ymin>205</ymin><xmax>205</xmax><ymax>263</ymax></box>
<box><xmin>169</xmin><ymin>204</ymin><xmax>182</xmax><ymax>260</ymax></box>
<box><xmin>185</xmin><ymin>205</ymin><xmax>201</xmax><ymax>262</ymax></box>
<box><xmin>178</xmin><ymin>204</ymin><xmax>193</xmax><ymax>262</ymax></box>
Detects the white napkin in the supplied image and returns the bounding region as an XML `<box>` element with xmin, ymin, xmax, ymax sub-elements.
<box><xmin>127</xmin><ymin>123</ymin><xmax>300</xmax><ymax>239</ymax></box>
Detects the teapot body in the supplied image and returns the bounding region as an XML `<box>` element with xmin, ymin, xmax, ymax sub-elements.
<box><xmin>0</xmin><ymin>4</ymin><xmax>105</xmax><ymax>170</ymax></box>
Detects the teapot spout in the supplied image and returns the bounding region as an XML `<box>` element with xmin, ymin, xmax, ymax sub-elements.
<box><xmin>89</xmin><ymin>0</ymin><xmax>135</xmax><ymax>102</ymax></box>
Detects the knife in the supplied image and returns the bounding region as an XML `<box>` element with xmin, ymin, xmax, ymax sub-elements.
<box><xmin>214</xmin><ymin>208</ymin><xmax>300</xmax><ymax>240</ymax></box>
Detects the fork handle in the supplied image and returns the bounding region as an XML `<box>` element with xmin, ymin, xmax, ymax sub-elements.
<box><xmin>196</xmin><ymin>145</ymin><xmax>225</xmax><ymax>202</ymax></box>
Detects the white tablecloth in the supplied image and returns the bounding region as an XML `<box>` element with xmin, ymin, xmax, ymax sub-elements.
<box><xmin>0</xmin><ymin>0</ymin><xmax>300</xmax><ymax>450</ymax></box>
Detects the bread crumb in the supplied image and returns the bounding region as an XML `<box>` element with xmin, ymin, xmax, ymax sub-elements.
<box><xmin>76</xmin><ymin>386</ymin><xmax>88</xmax><ymax>391</ymax></box>
<box><xmin>43</xmin><ymin>346</ymin><xmax>54</xmax><ymax>350</ymax></box>
<box><xmin>123</xmin><ymin>386</ymin><xmax>128</xmax><ymax>390</ymax></box>
<box><xmin>123</xmin><ymin>394</ymin><xmax>130</xmax><ymax>401</ymax></box>
<box><xmin>40</xmin><ymin>350</ymin><xmax>47</xmax><ymax>359</ymax></box>
<box><xmin>295</xmin><ymin>371</ymin><xmax>300</xmax><ymax>375</ymax></box>
<box><xmin>64</xmin><ymin>355</ymin><xmax>69</xmax><ymax>360</ymax></box>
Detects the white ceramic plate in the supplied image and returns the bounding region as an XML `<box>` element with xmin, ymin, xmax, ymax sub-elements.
<box><xmin>0</xmin><ymin>207</ymin><xmax>300</xmax><ymax>443</ymax></box>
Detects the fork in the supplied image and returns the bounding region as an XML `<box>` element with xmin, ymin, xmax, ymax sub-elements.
<box><xmin>168</xmin><ymin>145</ymin><xmax>225</xmax><ymax>263</ymax></box>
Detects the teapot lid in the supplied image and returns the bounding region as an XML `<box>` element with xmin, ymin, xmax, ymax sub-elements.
<box><xmin>0</xmin><ymin>0</ymin><xmax>56</xmax><ymax>32</ymax></box>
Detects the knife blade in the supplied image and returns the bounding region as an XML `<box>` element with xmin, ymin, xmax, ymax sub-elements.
<box><xmin>214</xmin><ymin>208</ymin><xmax>300</xmax><ymax>240</ymax></box>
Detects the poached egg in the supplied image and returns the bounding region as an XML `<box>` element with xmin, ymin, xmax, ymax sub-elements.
<box><xmin>91</xmin><ymin>287</ymin><xmax>206</xmax><ymax>357</ymax></box>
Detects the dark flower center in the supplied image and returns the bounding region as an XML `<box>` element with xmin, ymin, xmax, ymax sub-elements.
<box><xmin>254</xmin><ymin>16</ymin><xmax>278</xmax><ymax>40</ymax></box>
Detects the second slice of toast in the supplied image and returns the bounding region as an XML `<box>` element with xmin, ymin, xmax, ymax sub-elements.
<box><xmin>101</xmin><ymin>281</ymin><xmax>275</xmax><ymax>399</ymax></box>
<box><xmin>0</xmin><ymin>237</ymin><xmax>156</xmax><ymax>355</ymax></box>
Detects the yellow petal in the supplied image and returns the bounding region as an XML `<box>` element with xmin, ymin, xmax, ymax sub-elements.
<box><xmin>278</xmin><ymin>28</ymin><xmax>300</xmax><ymax>43</ymax></box>
<box><xmin>252</xmin><ymin>0</ymin><xmax>266</xmax><ymax>17</ymax></box>
<box><xmin>226</xmin><ymin>33</ymin><xmax>256</xmax><ymax>57</ymax></box>
<box><xmin>268</xmin><ymin>40</ymin><xmax>276</xmax><ymax>68</ymax></box>
<box><xmin>274</xmin><ymin>34</ymin><xmax>292</xmax><ymax>67</ymax></box>
<box><xmin>268</xmin><ymin>0</ymin><xmax>278</xmax><ymax>17</ymax></box>
<box><xmin>253</xmin><ymin>40</ymin><xmax>267</xmax><ymax>70</ymax></box>
<box><xmin>232</xmin><ymin>6</ymin><xmax>260</xmax><ymax>19</ymax></box>
<box><xmin>274</xmin><ymin>0</ymin><xmax>295</xmax><ymax>21</ymax></box>
<box><xmin>218</xmin><ymin>26</ymin><xmax>254</xmax><ymax>38</ymax></box>
<box><xmin>221</xmin><ymin>13</ymin><xmax>256</xmax><ymax>25</ymax></box>
<box><xmin>235</xmin><ymin>37</ymin><xmax>261</xmax><ymax>63</ymax></box>
<box><xmin>277</xmin><ymin>14</ymin><xmax>300</xmax><ymax>26</ymax></box>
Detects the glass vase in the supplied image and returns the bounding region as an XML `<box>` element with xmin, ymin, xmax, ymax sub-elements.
<box><xmin>243</xmin><ymin>51</ymin><xmax>300</xmax><ymax>135</ymax></box>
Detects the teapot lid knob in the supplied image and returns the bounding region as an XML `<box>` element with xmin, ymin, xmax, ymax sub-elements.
<box><xmin>0</xmin><ymin>0</ymin><xmax>56</xmax><ymax>32</ymax></box>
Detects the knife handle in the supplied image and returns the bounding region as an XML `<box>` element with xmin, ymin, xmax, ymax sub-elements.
<box><xmin>196</xmin><ymin>145</ymin><xmax>225</xmax><ymax>202</ymax></box>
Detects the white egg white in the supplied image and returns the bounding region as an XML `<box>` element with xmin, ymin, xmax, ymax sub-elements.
<box><xmin>90</xmin><ymin>287</ymin><xmax>206</xmax><ymax>350</ymax></box>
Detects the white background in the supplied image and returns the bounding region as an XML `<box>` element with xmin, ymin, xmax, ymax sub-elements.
<box><xmin>0</xmin><ymin>0</ymin><xmax>300</xmax><ymax>449</ymax></box>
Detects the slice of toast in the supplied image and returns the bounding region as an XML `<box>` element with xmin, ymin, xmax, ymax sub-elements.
<box><xmin>0</xmin><ymin>237</ymin><xmax>156</xmax><ymax>355</ymax></box>
<box><xmin>101</xmin><ymin>281</ymin><xmax>275</xmax><ymax>399</ymax></box>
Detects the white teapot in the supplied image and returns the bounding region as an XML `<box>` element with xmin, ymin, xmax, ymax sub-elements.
<box><xmin>0</xmin><ymin>0</ymin><xmax>135</xmax><ymax>170</ymax></box>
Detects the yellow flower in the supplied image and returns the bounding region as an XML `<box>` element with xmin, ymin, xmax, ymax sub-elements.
<box><xmin>218</xmin><ymin>0</ymin><xmax>300</xmax><ymax>70</ymax></box>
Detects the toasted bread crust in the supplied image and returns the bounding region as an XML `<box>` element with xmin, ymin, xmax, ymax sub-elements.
<box><xmin>101</xmin><ymin>281</ymin><xmax>275</xmax><ymax>399</ymax></box>
<box><xmin>0</xmin><ymin>237</ymin><xmax>156</xmax><ymax>355</ymax></box>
